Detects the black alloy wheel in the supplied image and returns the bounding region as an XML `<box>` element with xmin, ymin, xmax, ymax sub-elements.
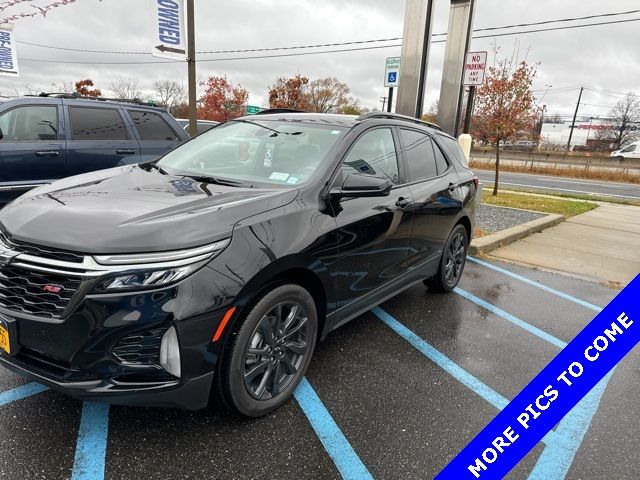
<box><xmin>218</xmin><ymin>284</ymin><xmax>317</xmax><ymax>417</ymax></box>
<box><xmin>425</xmin><ymin>224</ymin><xmax>469</xmax><ymax>292</ymax></box>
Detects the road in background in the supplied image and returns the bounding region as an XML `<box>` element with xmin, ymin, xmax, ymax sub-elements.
<box><xmin>476</xmin><ymin>170</ymin><xmax>640</xmax><ymax>200</ymax></box>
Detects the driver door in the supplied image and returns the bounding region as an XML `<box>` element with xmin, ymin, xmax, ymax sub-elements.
<box><xmin>326</xmin><ymin>127</ymin><xmax>414</xmax><ymax>321</ymax></box>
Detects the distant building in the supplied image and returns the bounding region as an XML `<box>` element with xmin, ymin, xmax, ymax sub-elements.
<box><xmin>540</xmin><ymin>118</ymin><xmax>614</xmax><ymax>151</ymax></box>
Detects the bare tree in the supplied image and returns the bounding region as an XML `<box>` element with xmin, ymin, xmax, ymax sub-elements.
<box><xmin>153</xmin><ymin>80</ymin><xmax>186</xmax><ymax>112</ymax></box>
<box><xmin>50</xmin><ymin>81</ymin><xmax>75</xmax><ymax>94</ymax></box>
<box><xmin>110</xmin><ymin>75</ymin><xmax>142</xmax><ymax>99</ymax></box>
<box><xmin>607</xmin><ymin>93</ymin><xmax>640</xmax><ymax>149</ymax></box>
<box><xmin>307</xmin><ymin>77</ymin><xmax>351</xmax><ymax>113</ymax></box>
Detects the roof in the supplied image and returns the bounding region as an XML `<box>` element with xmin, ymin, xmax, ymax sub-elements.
<box><xmin>238</xmin><ymin>112</ymin><xmax>358</xmax><ymax>128</ymax></box>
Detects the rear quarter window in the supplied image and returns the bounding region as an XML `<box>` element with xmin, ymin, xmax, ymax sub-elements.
<box><xmin>438</xmin><ymin>135</ymin><xmax>469</xmax><ymax>168</ymax></box>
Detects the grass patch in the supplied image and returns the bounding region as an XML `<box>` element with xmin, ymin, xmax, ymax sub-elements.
<box><xmin>482</xmin><ymin>190</ymin><xmax>598</xmax><ymax>218</ymax></box>
<box><xmin>470</xmin><ymin>160</ymin><xmax>640</xmax><ymax>184</ymax></box>
<box><xmin>504</xmin><ymin>189</ymin><xmax>640</xmax><ymax>207</ymax></box>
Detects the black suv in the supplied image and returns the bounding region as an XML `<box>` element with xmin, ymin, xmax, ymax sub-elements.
<box><xmin>0</xmin><ymin>112</ymin><xmax>478</xmax><ymax>416</ymax></box>
<box><xmin>0</xmin><ymin>93</ymin><xmax>189</xmax><ymax>205</ymax></box>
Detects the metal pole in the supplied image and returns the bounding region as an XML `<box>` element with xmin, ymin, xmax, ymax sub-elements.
<box><xmin>186</xmin><ymin>0</ymin><xmax>197</xmax><ymax>138</ymax></box>
<box><xmin>462</xmin><ymin>86</ymin><xmax>475</xmax><ymax>134</ymax></box>
<box><xmin>380</xmin><ymin>96</ymin><xmax>388</xmax><ymax>112</ymax></box>
<box><xmin>387</xmin><ymin>87</ymin><xmax>394</xmax><ymax>113</ymax></box>
<box><xmin>567</xmin><ymin>86</ymin><xmax>584</xmax><ymax>151</ymax></box>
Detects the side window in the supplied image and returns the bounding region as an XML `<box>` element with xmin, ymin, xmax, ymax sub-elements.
<box><xmin>342</xmin><ymin>128</ymin><xmax>400</xmax><ymax>185</ymax></box>
<box><xmin>0</xmin><ymin>105</ymin><xmax>58</xmax><ymax>141</ymax></box>
<box><xmin>69</xmin><ymin>107</ymin><xmax>128</xmax><ymax>141</ymax></box>
<box><xmin>399</xmin><ymin>128</ymin><xmax>438</xmax><ymax>181</ymax></box>
<box><xmin>129</xmin><ymin>110</ymin><xmax>179</xmax><ymax>141</ymax></box>
<box><xmin>439</xmin><ymin>135</ymin><xmax>469</xmax><ymax>167</ymax></box>
<box><xmin>621</xmin><ymin>144</ymin><xmax>636</xmax><ymax>153</ymax></box>
<box><xmin>433</xmin><ymin>142</ymin><xmax>450</xmax><ymax>175</ymax></box>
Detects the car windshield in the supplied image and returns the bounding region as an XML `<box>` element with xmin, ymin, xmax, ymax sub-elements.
<box><xmin>157</xmin><ymin>120</ymin><xmax>346</xmax><ymax>187</ymax></box>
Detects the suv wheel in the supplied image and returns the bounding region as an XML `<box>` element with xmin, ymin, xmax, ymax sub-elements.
<box><xmin>219</xmin><ymin>284</ymin><xmax>317</xmax><ymax>417</ymax></box>
<box><xmin>425</xmin><ymin>224</ymin><xmax>468</xmax><ymax>293</ymax></box>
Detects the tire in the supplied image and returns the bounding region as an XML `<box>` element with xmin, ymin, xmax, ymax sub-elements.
<box><xmin>218</xmin><ymin>284</ymin><xmax>318</xmax><ymax>417</ymax></box>
<box><xmin>425</xmin><ymin>224</ymin><xmax>469</xmax><ymax>293</ymax></box>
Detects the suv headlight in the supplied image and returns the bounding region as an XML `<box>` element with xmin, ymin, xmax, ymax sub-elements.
<box><xmin>92</xmin><ymin>239</ymin><xmax>229</xmax><ymax>292</ymax></box>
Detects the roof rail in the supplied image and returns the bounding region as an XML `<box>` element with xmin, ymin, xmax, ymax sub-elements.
<box><xmin>356</xmin><ymin>112</ymin><xmax>443</xmax><ymax>131</ymax></box>
<box><xmin>29</xmin><ymin>92</ymin><xmax>163</xmax><ymax>108</ymax></box>
<box><xmin>254</xmin><ymin>108</ymin><xmax>306</xmax><ymax>115</ymax></box>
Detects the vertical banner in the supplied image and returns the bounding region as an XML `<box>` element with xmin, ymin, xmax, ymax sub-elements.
<box><xmin>152</xmin><ymin>0</ymin><xmax>187</xmax><ymax>60</ymax></box>
<box><xmin>0</xmin><ymin>23</ymin><xmax>19</xmax><ymax>78</ymax></box>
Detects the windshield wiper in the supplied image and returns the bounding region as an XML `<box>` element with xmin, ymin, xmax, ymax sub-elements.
<box><xmin>180</xmin><ymin>174</ymin><xmax>253</xmax><ymax>188</ymax></box>
<box><xmin>144</xmin><ymin>162</ymin><xmax>170</xmax><ymax>175</ymax></box>
<box><xmin>230</xmin><ymin>119</ymin><xmax>301</xmax><ymax>137</ymax></box>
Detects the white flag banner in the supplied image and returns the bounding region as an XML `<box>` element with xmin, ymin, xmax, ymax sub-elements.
<box><xmin>152</xmin><ymin>0</ymin><xmax>187</xmax><ymax>60</ymax></box>
<box><xmin>0</xmin><ymin>23</ymin><xmax>19</xmax><ymax>78</ymax></box>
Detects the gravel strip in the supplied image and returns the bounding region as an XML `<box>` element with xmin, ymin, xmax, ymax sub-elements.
<box><xmin>476</xmin><ymin>204</ymin><xmax>546</xmax><ymax>233</ymax></box>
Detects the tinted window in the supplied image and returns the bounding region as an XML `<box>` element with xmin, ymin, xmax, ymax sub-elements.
<box><xmin>0</xmin><ymin>105</ymin><xmax>58</xmax><ymax>141</ymax></box>
<box><xmin>129</xmin><ymin>110</ymin><xmax>179</xmax><ymax>141</ymax></box>
<box><xmin>438</xmin><ymin>135</ymin><xmax>468</xmax><ymax>167</ymax></box>
<box><xmin>400</xmin><ymin>129</ymin><xmax>438</xmax><ymax>180</ymax></box>
<box><xmin>69</xmin><ymin>107</ymin><xmax>128</xmax><ymax>141</ymax></box>
<box><xmin>433</xmin><ymin>142</ymin><xmax>450</xmax><ymax>175</ymax></box>
<box><xmin>342</xmin><ymin>128</ymin><xmax>400</xmax><ymax>185</ymax></box>
<box><xmin>621</xmin><ymin>144</ymin><xmax>636</xmax><ymax>153</ymax></box>
<box><xmin>197</xmin><ymin>123</ymin><xmax>216</xmax><ymax>135</ymax></box>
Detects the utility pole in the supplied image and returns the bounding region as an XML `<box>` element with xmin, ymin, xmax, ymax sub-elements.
<box><xmin>186</xmin><ymin>0</ymin><xmax>197</xmax><ymax>138</ymax></box>
<box><xmin>387</xmin><ymin>87</ymin><xmax>394</xmax><ymax>113</ymax></box>
<box><xmin>380</xmin><ymin>96</ymin><xmax>388</xmax><ymax>112</ymax></box>
<box><xmin>567</xmin><ymin>86</ymin><xmax>584</xmax><ymax>152</ymax></box>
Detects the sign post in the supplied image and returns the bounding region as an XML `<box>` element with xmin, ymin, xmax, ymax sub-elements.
<box><xmin>384</xmin><ymin>57</ymin><xmax>401</xmax><ymax>113</ymax></box>
<box><xmin>461</xmin><ymin>51</ymin><xmax>487</xmax><ymax>134</ymax></box>
<box><xmin>0</xmin><ymin>23</ymin><xmax>19</xmax><ymax>78</ymax></box>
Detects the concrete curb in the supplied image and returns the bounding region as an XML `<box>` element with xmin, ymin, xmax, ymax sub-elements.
<box><xmin>469</xmin><ymin>214</ymin><xmax>565</xmax><ymax>255</ymax></box>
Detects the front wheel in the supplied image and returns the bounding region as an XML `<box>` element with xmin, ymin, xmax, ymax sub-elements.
<box><xmin>425</xmin><ymin>224</ymin><xmax>468</xmax><ymax>293</ymax></box>
<box><xmin>219</xmin><ymin>284</ymin><xmax>318</xmax><ymax>417</ymax></box>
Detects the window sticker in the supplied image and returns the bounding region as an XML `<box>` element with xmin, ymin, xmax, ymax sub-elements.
<box><xmin>331</xmin><ymin>130</ymin><xmax>341</xmax><ymax>135</ymax></box>
<box><xmin>269</xmin><ymin>172</ymin><xmax>290</xmax><ymax>182</ymax></box>
<box><xmin>264</xmin><ymin>143</ymin><xmax>275</xmax><ymax>168</ymax></box>
<box><xmin>286</xmin><ymin>176</ymin><xmax>300</xmax><ymax>185</ymax></box>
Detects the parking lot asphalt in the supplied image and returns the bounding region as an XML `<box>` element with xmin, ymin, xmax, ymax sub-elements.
<box><xmin>0</xmin><ymin>258</ymin><xmax>637</xmax><ymax>480</ymax></box>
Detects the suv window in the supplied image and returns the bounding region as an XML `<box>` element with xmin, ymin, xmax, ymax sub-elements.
<box><xmin>342</xmin><ymin>128</ymin><xmax>401</xmax><ymax>185</ymax></box>
<box><xmin>0</xmin><ymin>105</ymin><xmax>58</xmax><ymax>141</ymax></box>
<box><xmin>129</xmin><ymin>110</ymin><xmax>179</xmax><ymax>141</ymax></box>
<box><xmin>433</xmin><ymin>142</ymin><xmax>450</xmax><ymax>175</ymax></box>
<box><xmin>621</xmin><ymin>144</ymin><xmax>636</xmax><ymax>153</ymax></box>
<box><xmin>438</xmin><ymin>135</ymin><xmax>468</xmax><ymax>167</ymax></box>
<box><xmin>400</xmin><ymin>128</ymin><xmax>438</xmax><ymax>180</ymax></box>
<box><xmin>69</xmin><ymin>107</ymin><xmax>128</xmax><ymax>141</ymax></box>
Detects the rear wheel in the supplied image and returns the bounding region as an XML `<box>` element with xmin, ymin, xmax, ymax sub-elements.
<box><xmin>425</xmin><ymin>224</ymin><xmax>468</xmax><ymax>293</ymax></box>
<box><xmin>219</xmin><ymin>284</ymin><xmax>317</xmax><ymax>417</ymax></box>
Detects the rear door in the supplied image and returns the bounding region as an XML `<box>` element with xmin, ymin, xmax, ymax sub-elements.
<box><xmin>125</xmin><ymin>109</ymin><xmax>183</xmax><ymax>162</ymax></box>
<box><xmin>64</xmin><ymin>103</ymin><xmax>141</xmax><ymax>176</ymax></box>
<box><xmin>0</xmin><ymin>102</ymin><xmax>68</xmax><ymax>204</ymax></box>
<box><xmin>397</xmin><ymin>128</ymin><xmax>463</xmax><ymax>274</ymax></box>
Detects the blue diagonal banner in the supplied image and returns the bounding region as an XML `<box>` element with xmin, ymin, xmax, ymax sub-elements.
<box><xmin>436</xmin><ymin>274</ymin><xmax>640</xmax><ymax>480</ymax></box>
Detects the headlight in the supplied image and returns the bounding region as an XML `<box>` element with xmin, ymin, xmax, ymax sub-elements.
<box><xmin>91</xmin><ymin>239</ymin><xmax>229</xmax><ymax>292</ymax></box>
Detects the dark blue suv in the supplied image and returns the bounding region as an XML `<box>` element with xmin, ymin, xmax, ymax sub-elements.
<box><xmin>0</xmin><ymin>94</ymin><xmax>189</xmax><ymax>205</ymax></box>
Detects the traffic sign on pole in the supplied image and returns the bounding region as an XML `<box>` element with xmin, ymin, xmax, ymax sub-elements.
<box><xmin>384</xmin><ymin>57</ymin><xmax>401</xmax><ymax>87</ymax></box>
<box><xmin>152</xmin><ymin>0</ymin><xmax>187</xmax><ymax>60</ymax></box>
<box><xmin>246</xmin><ymin>105</ymin><xmax>262</xmax><ymax>115</ymax></box>
<box><xmin>463</xmin><ymin>51</ymin><xmax>487</xmax><ymax>86</ymax></box>
<box><xmin>0</xmin><ymin>23</ymin><xmax>19</xmax><ymax>78</ymax></box>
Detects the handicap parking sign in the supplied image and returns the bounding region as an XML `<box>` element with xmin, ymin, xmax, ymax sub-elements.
<box><xmin>388</xmin><ymin>72</ymin><xmax>397</xmax><ymax>84</ymax></box>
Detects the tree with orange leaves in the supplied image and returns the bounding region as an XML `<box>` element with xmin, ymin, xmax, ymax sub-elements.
<box><xmin>472</xmin><ymin>56</ymin><xmax>542</xmax><ymax>195</ymax></box>
<box><xmin>198</xmin><ymin>76</ymin><xmax>248</xmax><ymax>122</ymax></box>
<box><xmin>268</xmin><ymin>75</ymin><xmax>310</xmax><ymax>111</ymax></box>
<box><xmin>75</xmin><ymin>79</ymin><xmax>101</xmax><ymax>97</ymax></box>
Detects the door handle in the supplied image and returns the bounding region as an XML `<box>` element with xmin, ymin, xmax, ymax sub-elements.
<box><xmin>448</xmin><ymin>183</ymin><xmax>458</xmax><ymax>191</ymax></box>
<box><xmin>34</xmin><ymin>151</ymin><xmax>60</xmax><ymax>157</ymax></box>
<box><xmin>396</xmin><ymin>197</ymin><xmax>411</xmax><ymax>208</ymax></box>
<box><xmin>116</xmin><ymin>149</ymin><xmax>136</xmax><ymax>155</ymax></box>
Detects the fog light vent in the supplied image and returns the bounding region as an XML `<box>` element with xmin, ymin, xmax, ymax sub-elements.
<box><xmin>112</xmin><ymin>328</ymin><xmax>165</xmax><ymax>365</ymax></box>
<box><xmin>160</xmin><ymin>326</ymin><xmax>181</xmax><ymax>378</ymax></box>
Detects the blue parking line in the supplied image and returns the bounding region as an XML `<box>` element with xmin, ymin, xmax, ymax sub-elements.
<box><xmin>371</xmin><ymin>307</ymin><xmax>509</xmax><ymax>410</ymax></box>
<box><xmin>295</xmin><ymin>378</ymin><xmax>373</xmax><ymax>480</ymax></box>
<box><xmin>71</xmin><ymin>402</ymin><xmax>110</xmax><ymax>480</ymax></box>
<box><xmin>454</xmin><ymin>287</ymin><xmax>568</xmax><ymax>349</ymax></box>
<box><xmin>0</xmin><ymin>382</ymin><xmax>48</xmax><ymax>406</ymax></box>
<box><xmin>467</xmin><ymin>257</ymin><xmax>603</xmax><ymax>313</ymax></box>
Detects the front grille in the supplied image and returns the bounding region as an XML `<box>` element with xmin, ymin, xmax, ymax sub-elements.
<box><xmin>112</xmin><ymin>328</ymin><xmax>166</xmax><ymax>365</ymax></box>
<box><xmin>0</xmin><ymin>229</ymin><xmax>84</xmax><ymax>264</ymax></box>
<box><xmin>0</xmin><ymin>266</ymin><xmax>81</xmax><ymax>318</ymax></box>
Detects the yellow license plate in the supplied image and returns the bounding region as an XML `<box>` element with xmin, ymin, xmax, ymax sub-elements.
<box><xmin>0</xmin><ymin>325</ymin><xmax>10</xmax><ymax>355</ymax></box>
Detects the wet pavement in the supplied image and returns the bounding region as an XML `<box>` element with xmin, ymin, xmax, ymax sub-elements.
<box><xmin>0</xmin><ymin>257</ymin><xmax>637</xmax><ymax>480</ymax></box>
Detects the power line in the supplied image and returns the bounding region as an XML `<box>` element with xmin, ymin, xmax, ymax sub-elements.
<box><xmin>15</xmin><ymin>8</ymin><xmax>640</xmax><ymax>56</ymax></box>
<box><xmin>16</xmin><ymin>16</ymin><xmax>640</xmax><ymax>65</ymax></box>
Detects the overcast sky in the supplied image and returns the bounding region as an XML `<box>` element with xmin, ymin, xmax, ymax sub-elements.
<box><xmin>1</xmin><ymin>0</ymin><xmax>639</xmax><ymax>118</ymax></box>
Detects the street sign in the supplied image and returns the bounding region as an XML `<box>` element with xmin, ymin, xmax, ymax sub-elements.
<box><xmin>385</xmin><ymin>57</ymin><xmax>401</xmax><ymax>87</ymax></box>
<box><xmin>152</xmin><ymin>0</ymin><xmax>187</xmax><ymax>60</ymax></box>
<box><xmin>0</xmin><ymin>23</ymin><xmax>19</xmax><ymax>78</ymax></box>
<box><xmin>246</xmin><ymin>105</ymin><xmax>262</xmax><ymax>115</ymax></box>
<box><xmin>463</xmin><ymin>51</ymin><xmax>487</xmax><ymax>86</ymax></box>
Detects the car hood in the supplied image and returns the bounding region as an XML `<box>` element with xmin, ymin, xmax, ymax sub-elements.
<box><xmin>0</xmin><ymin>165</ymin><xmax>298</xmax><ymax>253</ymax></box>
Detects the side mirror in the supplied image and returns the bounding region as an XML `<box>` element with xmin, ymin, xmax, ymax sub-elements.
<box><xmin>330</xmin><ymin>174</ymin><xmax>393</xmax><ymax>199</ymax></box>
